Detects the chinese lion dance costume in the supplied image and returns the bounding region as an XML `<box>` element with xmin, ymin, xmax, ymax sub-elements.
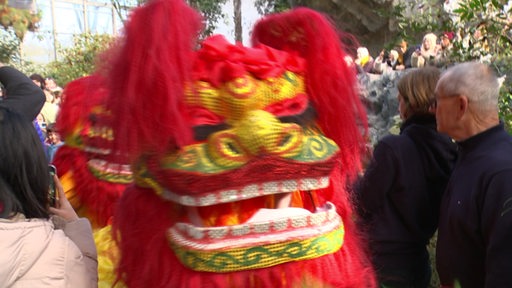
<box><xmin>52</xmin><ymin>74</ymin><xmax>132</xmax><ymax>286</ymax></box>
<box><xmin>106</xmin><ymin>0</ymin><xmax>376</xmax><ymax>287</ymax></box>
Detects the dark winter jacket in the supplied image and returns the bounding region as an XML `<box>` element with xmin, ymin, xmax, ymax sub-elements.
<box><xmin>437</xmin><ymin>123</ymin><xmax>512</xmax><ymax>288</ymax></box>
<box><xmin>356</xmin><ymin>114</ymin><xmax>457</xmax><ymax>268</ymax></box>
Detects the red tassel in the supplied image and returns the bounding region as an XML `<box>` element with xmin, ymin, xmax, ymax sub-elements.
<box><xmin>251</xmin><ymin>8</ymin><xmax>376</xmax><ymax>287</ymax></box>
<box><xmin>106</xmin><ymin>0</ymin><xmax>203</xmax><ymax>159</ymax></box>
<box><xmin>251</xmin><ymin>8</ymin><xmax>368</xmax><ymax>183</ymax></box>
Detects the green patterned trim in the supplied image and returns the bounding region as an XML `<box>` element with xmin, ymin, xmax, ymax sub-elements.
<box><xmin>170</xmin><ymin>225</ymin><xmax>344</xmax><ymax>272</ymax></box>
<box><xmin>88</xmin><ymin>164</ymin><xmax>133</xmax><ymax>184</ymax></box>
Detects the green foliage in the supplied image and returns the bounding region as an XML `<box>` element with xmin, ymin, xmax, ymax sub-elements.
<box><xmin>449</xmin><ymin>0</ymin><xmax>511</xmax><ymax>62</ymax></box>
<box><xmin>497</xmin><ymin>58</ymin><xmax>512</xmax><ymax>131</ymax></box>
<box><xmin>14</xmin><ymin>61</ymin><xmax>49</xmax><ymax>82</ymax></box>
<box><xmin>393</xmin><ymin>0</ymin><xmax>452</xmax><ymax>44</ymax></box>
<box><xmin>15</xmin><ymin>1</ymin><xmax>231</xmax><ymax>88</ymax></box>
<box><xmin>45</xmin><ymin>33</ymin><xmax>114</xmax><ymax>87</ymax></box>
<box><xmin>394</xmin><ymin>0</ymin><xmax>512</xmax><ymax>133</ymax></box>
<box><xmin>111</xmin><ymin>0</ymin><xmax>145</xmax><ymax>24</ymax></box>
<box><xmin>0</xmin><ymin>29</ymin><xmax>20</xmax><ymax>63</ymax></box>
<box><xmin>0</xmin><ymin>2</ymin><xmax>41</xmax><ymax>39</ymax></box>
<box><xmin>188</xmin><ymin>0</ymin><xmax>228</xmax><ymax>37</ymax></box>
<box><xmin>254</xmin><ymin>0</ymin><xmax>290</xmax><ymax>15</ymax></box>
<box><xmin>447</xmin><ymin>0</ymin><xmax>512</xmax><ymax>132</ymax></box>
<box><xmin>111</xmin><ymin>0</ymin><xmax>226</xmax><ymax>38</ymax></box>
<box><xmin>499</xmin><ymin>87</ymin><xmax>512</xmax><ymax>131</ymax></box>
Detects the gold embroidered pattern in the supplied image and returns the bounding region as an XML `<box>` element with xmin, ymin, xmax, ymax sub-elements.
<box><xmin>170</xmin><ymin>225</ymin><xmax>344</xmax><ymax>272</ymax></box>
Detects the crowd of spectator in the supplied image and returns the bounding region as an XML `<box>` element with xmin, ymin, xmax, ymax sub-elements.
<box><xmin>28</xmin><ymin>74</ymin><xmax>64</xmax><ymax>162</ymax></box>
<box><xmin>352</xmin><ymin>31</ymin><xmax>459</xmax><ymax>75</ymax></box>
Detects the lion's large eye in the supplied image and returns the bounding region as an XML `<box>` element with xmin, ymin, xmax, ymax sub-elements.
<box><xmin>278</xmin><ymin>134</ymin><xmax>291</xmax><ymax>147</ymax></box>
<box><xmin>268</xmin><ymin>124</ymin><xmax>303</xmax><ymax>157</ymax></box>
<box><xmin>207</xmin><ymin>131</ymin><xmax>249</xmax><ymax>168</ymax></box>
<box><xmin>226</xmin><ymin>142</ymin><xmax>240</xmax><ymax>155</ymax></box>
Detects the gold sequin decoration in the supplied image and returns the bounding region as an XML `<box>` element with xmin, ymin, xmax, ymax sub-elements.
<box><xmin>184</xmin><ymin>71</ymin><xmax>306</xmax><ymax>122</ymax></box>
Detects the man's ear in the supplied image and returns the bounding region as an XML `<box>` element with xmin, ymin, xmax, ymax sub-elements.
<box><xmin>457</xmin><ymin>95</ymin><xmax>470</xmax><ymax>119</ymax></box>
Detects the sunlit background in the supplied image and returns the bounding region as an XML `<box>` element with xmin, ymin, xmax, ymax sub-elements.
<box><xmin>20</xmin><ymin>0</ymin><xmax>260</xmax><ymax>64</ymax></box>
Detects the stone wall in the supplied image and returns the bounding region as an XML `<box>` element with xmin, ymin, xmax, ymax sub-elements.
<box><xmin>359</xmin><ymin>70</ymin><xmax>405</xmax><ymax>146</ymax></box>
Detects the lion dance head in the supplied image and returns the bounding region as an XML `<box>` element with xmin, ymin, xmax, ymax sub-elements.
<box><xmin>106</xmin><ymin>0</ymin><xmax>376</xmax><ymax>287</ymax></box>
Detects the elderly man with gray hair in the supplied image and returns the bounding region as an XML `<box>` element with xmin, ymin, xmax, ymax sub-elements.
<box><xmin>435</xmin><ymin>61</ymin><xmax>512</xmax><ymax>288</ymax></box>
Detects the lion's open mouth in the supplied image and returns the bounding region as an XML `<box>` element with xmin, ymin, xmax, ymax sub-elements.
<box><xmin>170</xmin><ymin>201</ymin><xmax>339</xmax><ymax>248</ymax></box>
<box><xmin>160</xmin><ymin>176</ymin><xmax>329</xmax><ymax>207</ymax></box>
<box><xmin>166</xmin><ymin>201</ymin><xmax>344</xmax><ymax>272</ymax></box>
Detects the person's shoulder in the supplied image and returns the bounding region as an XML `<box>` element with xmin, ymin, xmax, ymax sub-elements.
<box><xmin>22</xmin><ymin>223</ymin><xmax>87</xmax><ymax>285</ymax></box>
<box><xmin>405</xmin><ymin>46</ymin><xmax>418</xmax><ymax>54</ymax></box>
<box><xmin>488</xmin><ymin>143</ymin><xmax>512</xmax><ymax>165</ymax></box>
<box><xmin>380</xmin><ymin>132</ymin><xmax>406</xmax><ymax>142</ymax></box>
<box><xmin>487</xmin><ymin>130</ymin><xmax>512</xmax><ymax>154</ymax></box>
<box><xmin>376</xmin><ymin>134</ymin><xmax>410</xmax><ymax>150</ymax></box>
<box><xmin>0</xmin><ymin>218</ymin><xmax>57</xmax><ymax>257</ymax></box>
<box><xmin>472</xmin><ymin>135</ymin><xmax>512</xmax><ymax>173</ymax></box>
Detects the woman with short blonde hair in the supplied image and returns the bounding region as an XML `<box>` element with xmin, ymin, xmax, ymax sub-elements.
<box><xmin>412</xmin><ymin>33</ymin><xmax>440</xmax><ymax>67</ymax></box>
<box><xmin>356</xmin><ymin>66</ymin><xmax>458</xmax><ymax>288</ymax></box>
<box><xmin>397</xmin><ymin>65</ymin><xmax>439</xmax><ymax>117</ymax></box>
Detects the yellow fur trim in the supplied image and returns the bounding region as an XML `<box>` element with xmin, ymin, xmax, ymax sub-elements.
<box><xmin>94</xmin><ymin>225</ymin><xmax>125</xmax><ymax>288</ymax></box>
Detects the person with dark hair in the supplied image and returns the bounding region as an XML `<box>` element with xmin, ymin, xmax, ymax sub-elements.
<box><xmin>435</xmin><ymin>61</ymin><xmax>512</xmax><ymax>287</ymax></box>
<box><xmin>46</xmin><ymin>122</ymin><xmax>64</xmax><ymax>162</ymax></box>
<box><xmin>355</xmin><ymin>67</ymin><xmax>458</xmax><ymax>287</ymax></box>
<box><xmin>0</xmin><ymin>65</ymin><xmax>48</xmax><ymax>149</ymax></box>
<box><xmin>0</xmin><ymin>106</ymin><xmax>98</xmax><ymax>286</ymax></box>
<box><xmin>30</xmin><ymin>73</ymin><xmax>59</xmax><ymax>123</ymax></box>
<box><xmin>45</xmin><ymin>77</ymin><xmax>63</xmax><ymax>100</ymax></box>
<box><xmin>29</xmin><ymin>73</ymin><xmax>46</xmax><ymax>90</ymax></box>
<box><xmin>0</xmin><ymin>64</ymin><xmax>44</xmax><ymax>121</ymax></box>
<box><xmin>396</xmin><ymin>40</ymin><xmax>417</xmax><ymax>70</ymax></box>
